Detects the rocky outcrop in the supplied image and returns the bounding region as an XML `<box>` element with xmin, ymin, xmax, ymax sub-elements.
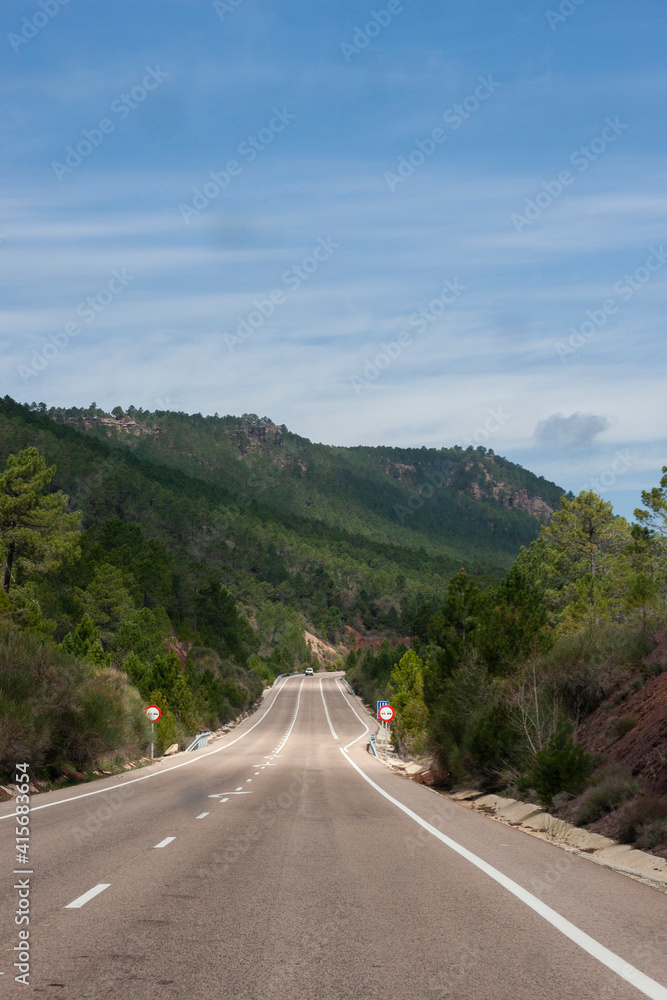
<box><xmin>236</xmin><ymin>422</ymin><xmax>283</xmax><ymax>455</ymax></box>
<box><xmin>385</xmin><ymin>462</ymin><xmax>416</xmax><ymax>481</ymax></box>
<box><xmin>504</xmin><ymin>489</ymin><xmax>554</xmax><ymax>521</ymax></box>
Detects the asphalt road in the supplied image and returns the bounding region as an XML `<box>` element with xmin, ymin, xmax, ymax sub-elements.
<box><xmin>1</xmin><ymin>673</ymin><xmax>666</xmax><ymax>999</ymax></box>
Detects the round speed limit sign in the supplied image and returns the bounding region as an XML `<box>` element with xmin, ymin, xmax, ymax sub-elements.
<box><xmin>378</xmin><ymin>704</ymin><xmax>395</xmax><ymax>723</ymax></box>
<box><xmin>145</xmin><ymin>705</ymin><xmax>161</xmax><ymax>722</ymax></box>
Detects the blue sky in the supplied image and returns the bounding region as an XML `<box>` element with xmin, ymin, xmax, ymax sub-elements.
<box><xmin>1</xmin><ymin>0</ymin><xmax>666</xmax><ymax>519</ymax></box>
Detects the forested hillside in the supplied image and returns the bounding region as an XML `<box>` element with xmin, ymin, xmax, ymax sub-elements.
<box><xmin>348</xmin><ymin>476</ymin><xmax>667</xmax><ymax>855</ymax></box>
<box><xmin>0</xmin><ymin>394</ymin><xmax>563</xmax><ymax>784</ymax></box>
<box><xmin>1</xmin><ymin>396</ymin><xmax>666</xmax><ymax>855</ymax></box>
<box><xmin>44</xmin><ymin>401</ymin><xmax>565</xmax><ymax>568</ymax></box>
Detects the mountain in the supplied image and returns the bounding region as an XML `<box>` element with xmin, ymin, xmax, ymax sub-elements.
<box><xmin>0</xmin><ymin>397</ymin><xmax>566</xmax><ymax>645</ymax></box>
<box><xmin>43</xmin><ymin>402</ymin><xmax>565</xmax><ymax>568</ymax></box>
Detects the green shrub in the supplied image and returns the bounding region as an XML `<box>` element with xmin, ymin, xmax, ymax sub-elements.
<box><xmin>616</xmin><ymin>795</ymin><xmax>667</xmax><ymax>846</ymax></box>
<box><xmin>428</xmin><ymin>656</ymin><xmax>516</xmax><ymax>784</ymax></box>
<box><xmin>538</xmin><ymin>625</ymin><xmax>651</xmax><ymax>717</ymax></box>
<box><xmin>529</xmin><ymin>723</ymin><xmax>594</xmax><ymax>807</ymax></box>
<box><xmin>606</xmin><ymin>716</ymin><xmax>637</xmax><ymax>741</ymax></box>
<box><xmin>154</xmin><ymin>709</ymin><xmax>181</xmax><ymax>754</ymax></box>
<box><xmin>638</xmin><ymin>820</ymin><xmax>667</xmax><ymax>850</ymax></box>
<box><xmin>0</xmin><ymin>627</ymin><xmax>149</xmax><ymax>779</ymax></box>
<box><xmin>388</xmin><ymin>650</ymin><xmax>429</xmax><ymax>755</ymax></box>
<box><xmin>575</xmin><ymin>767</ymin><xmax>640</xmax><ymax>825</ymax></box>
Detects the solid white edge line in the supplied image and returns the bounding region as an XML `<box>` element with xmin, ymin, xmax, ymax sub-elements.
<box><xmin>335</xmin><ymin>677</ymin><xmax>371</xmax><ymax>749</ymax></box>
<box><xmin>153</xmin><ymin>836</ymin><xmax>175</xmax><ymax>848</ymax></box>
<box><xmin>319</xmin><ymin>675</ymin><xmax>338</xmax><ymax>739</ymax></box>
<box><xmin>65</xmin><ymin>883</ymin><xmax>111</xmax><ymax>909</ymax></box>
<box><xmin>0</xmin><ymin>676</ymin><xmax>295</xmax><ymax>821</ymax></box>
<box><xmin>339</xmin><ymin>747</ymin><xmax>667</xmax><ymax>1000</ymax></box>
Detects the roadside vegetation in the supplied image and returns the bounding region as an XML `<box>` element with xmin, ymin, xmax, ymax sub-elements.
<box><xmin>0</xmin><ymin>444</ymin><xmax>312</xmax><ymax>782</ymax></box>
<box><xmin>2</xmin><ymin>395</ymin><xmax>666</xmax><ymax>856</ymax></box>
<box><xmin>0</xmin><ymin>393</ymin><xmax>561</xmax><ymax>784</ymax></box>
<box><xmin>347</xmin><ymin>474</ymin><xmax>667</xmax><ymax>853</ymax></box>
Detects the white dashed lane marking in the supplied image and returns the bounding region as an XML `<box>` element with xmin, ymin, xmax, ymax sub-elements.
<box><xmin>154</xmin><ymin>837</ymin><xmax>175</xmax><ymax>849</ymax></box>
<box><xmin>195</xmin><ymin>813</ymin><xmax>209</xmax><ymax>819</ymax></box>
<box><xmin>65</xmin><ymin>884</ymin><xmax>111</xmax><ymax>908</ymax></box>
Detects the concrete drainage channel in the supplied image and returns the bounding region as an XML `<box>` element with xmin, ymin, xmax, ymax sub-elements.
<box><xmin>447</xmin><ymin>790</ymin><xmax>667</xmax><ymax>890</ymax></box>
<box><xmin>356</xmin><ymin>686</ymin><xmax>667</xmax><ymax>892</ymax></box>
<box><xmin>367</xmin><ymin>744</ymin><xmax>667</xmax><ymax>891</ymax></box>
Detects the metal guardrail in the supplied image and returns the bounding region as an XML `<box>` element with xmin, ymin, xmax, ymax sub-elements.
<box><xmin>185</xmin><ymin>731</ymin><xmax>211</xmax><ymax>752</ymax></box>
<box><xmin>272</xmin><ymin>671</ymin><xmax>301</xmax><ymax>687</ymax></box>
<box><xmin>368</xmin><ymin>733</ymin><xmax>378</xmax><ymax>756</ymax></box>
<box><xmin>341</xmin><ymin>678</ymin><xmax>355</xmax><ymax>695</ymax></box>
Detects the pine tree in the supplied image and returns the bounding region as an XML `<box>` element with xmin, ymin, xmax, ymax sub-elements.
<box><xmin>539</xmin><ymin>490</ymin><xmax>630</xmax><ymax>628</ymax></box>
<box><xmin>388</xmin><ymin>649</ymin><xmax>428</xmax><ymax>751</ymax></box>
<box><xmin>0</xmin><ymin>447</ymin><xmax>81</xmax><ymax>595</ymax></box>
<box><xmin>635</xmin><ymin>465</ymin><xmax>667</xmax><ymax>536</ymax></box>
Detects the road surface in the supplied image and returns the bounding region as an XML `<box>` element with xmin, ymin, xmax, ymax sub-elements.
<box><xmin>1</xmin><ymin>673</ymin><xmax>666</xmax><ymax>999</ymax></box>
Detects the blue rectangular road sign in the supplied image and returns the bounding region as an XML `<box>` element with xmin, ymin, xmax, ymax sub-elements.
<box><xmin>377</xmin><ymin>700</ymin><xmax>388</xmax><ymax>718</ymax></box>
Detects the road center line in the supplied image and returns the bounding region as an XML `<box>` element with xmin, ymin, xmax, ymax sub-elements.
<box><xmin>274</xmin><ymin>676</ymin><xmax>305</xmax><ymax>754</ymax></box>
<box><xmin>195</xmin><ymin>812</ymin><xmax>209</xmax><ymax>819</ymax></box>
<box><xmin>319</xmin><ymin>676</ymin><xmax>338</xmax><ymax>740</ymax></box>
<box><xmin>0</xmin><ymin>676</ymin><xmax>296</xmax><ymax>821</ymax></box>
<box><xmin>339</xmin><ymin>747</ymin><xmax>667</xmax><ymax>1000</ymax></box>
<box><xmin>153</xmin><ymin>837</ymin><xmax>175</xmax><ymax>849</ymax></box>
<box><xmin>65</xmin><ymin>884</ymin><xmax>111</xmax><ymax>909</ymax></box>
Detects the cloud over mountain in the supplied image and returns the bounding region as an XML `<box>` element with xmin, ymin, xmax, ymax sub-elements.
<box><xmin>534</xmin><ymin>412</ymin><xmax>610</xmax><ymax>450</ymax></box>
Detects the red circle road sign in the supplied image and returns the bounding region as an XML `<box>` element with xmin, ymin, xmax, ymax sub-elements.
<box><xmin>145</xmin><ymin>705</ymin><xmax>161</xmax><ymax>722</ymax></box>
<box><xmin>378</xmin><ymin>704</ymin><xmax>395</xmax><ymax>723</ymax></box>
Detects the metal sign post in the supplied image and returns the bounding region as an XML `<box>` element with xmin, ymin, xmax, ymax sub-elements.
<box><xmin>378</xmin><ymin>704</ymin><xmax>395</xmax><ymax>762</ymax></box>
<box><xmin>145</xmin><ymin>705</ymin><xmax>161</xmax><ymax>758</ymax></box>
<box><xmin>377</xmin><ymin>702</ymin><xmax>389</xmax><ymax>760</ymax></box>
